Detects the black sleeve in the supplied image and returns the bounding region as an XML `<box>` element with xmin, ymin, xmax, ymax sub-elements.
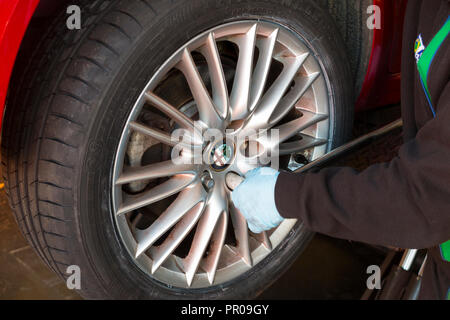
<box><xmin>275</xmin><ymin>82</ymin><xmax>450</xmax><ymax>249</ymax></box>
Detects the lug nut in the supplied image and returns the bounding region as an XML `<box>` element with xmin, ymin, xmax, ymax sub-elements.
<box><xmin>201</xmin><ymin>172</ymin><xmax>215</xmax><ymax>190</ymax></box>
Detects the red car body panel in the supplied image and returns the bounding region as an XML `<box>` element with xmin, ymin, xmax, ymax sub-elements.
<box><xmin>0</xmin><ymin>0</ymin><xmax>39</xmax><ymax>124</ymax></box>
<box><xmin>355</xmin><ymin>0</ymin><xmax>407</xmax><ymax>111</ymax></box>
<box><xmin>0</xmin><ymin>0</ymin><xmax>406</xmax><ymax>129</ymax></box>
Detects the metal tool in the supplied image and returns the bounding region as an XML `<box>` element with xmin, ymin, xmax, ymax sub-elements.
<box><xmin>400</xmin><ymin>249</ymin><xmax>419</xmax><ymax>271</ymax></box>
<box><xmin>226</xmin><ymin>118</ymin><xmax>403</xmax><ymax>190</ymax></box>
<box><xmin>403</xmin><ymin>254</ymin><xmax>427</xmax><ymax>300</ymax></box>
<box><xmin>377</xmin><ymin>249</ymin><xmax>419</xmax><ymax>300</ymax></box>
<box><xmin>293</xmin><ymin>118</ymin><xmax>403</xmax><ymax>173</ymax></box>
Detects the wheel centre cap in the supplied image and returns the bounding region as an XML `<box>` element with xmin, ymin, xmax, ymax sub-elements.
<box><xmin>210</xmin><ymin>141</ymin><xmax>235</xmax><ymax>171</ymax></box>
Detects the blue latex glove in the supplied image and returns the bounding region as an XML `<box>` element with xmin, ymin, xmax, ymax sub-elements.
<box><xmin>231</xmin><ymin>167</ymin><xmax>284</xmax><ymax>233</ymax></box>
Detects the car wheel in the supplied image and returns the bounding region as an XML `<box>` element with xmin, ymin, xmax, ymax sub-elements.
<box><xmin>2</xmin><ymin>0</ymin><xmax>353</xmax><ymax>299</ymax></box>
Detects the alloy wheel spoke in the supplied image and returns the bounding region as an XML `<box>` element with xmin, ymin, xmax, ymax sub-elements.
<box><xmin>199</xmin><ymin>33</ymin><xmax>229</xmax><ymax>119</ymax></box>
<box><xmin>177</xmin><ymin>48</ymin><xmax>223</xmax><ymax>128</ymax></box>
<box><xmin>265</xmin><ymin>109</ymin><xmax>328</xmax><ymax>149</ymax></box>
<box><xmin>183</xmin><ymin>185</ymin><xmax>227</xmax><ymax>286</ymax></box>
<box><xmin>279</xmin><ymin>134</ymin><xmax>327</xmax><ymax>156</ymax></box>
<box><xmin>149</xmin><ymin>203</ymin><xmax>205</xmax><ymax>274</ymax></box>
<box><xmin>129</xmin><ymin>121</ymin><xmax>184</xmax><ymax>148</ymax></box>
<box><xmin>244</xmin><ymin>53</ymin><xmax>309</xmax><ymax>131</ymax></box>
<box><xmin>117</xmin><ymin>175</ymin><xmax>196</xmax><ymax>216</ymax></box>
<box><xmin>229</xmin><ymin>24</ymin><xmax>257</xmax><ymax>120</ymax></box>
<box><xmin>269</xmin><ymin>72</ymin><xmax>320</xmax><ymax>126</ymax></box>
<box><xmin>130</xmin><ymin>120</ymin><xmax>201</xmax><ymax>149</ymax></box>
<box><xmin>254</xmin><ymin>231</ymin><xmax>272</xmax><ymax>251</ymax></box>
<box><xmin>134</xmin><ymin>182</ymin><xmax>206</xmax><ymax>258</ymax></box>
<box><xmin>144</xmin><ymin>92</ymin><xmax>196</xmax><ymax>131</ymax></box>
<box><xmin>200</xmin><ymin>211</ymin><xmax>228</xmax><ymax>284</ymax></box>
<box><xmin>116</xmin><ymin>161</ymin><xmax>196</xmax><ymax>185</ymax></box>
<box><xmin>249</xmin><ymin>28</ymin><xmax>279</xmax><ymax>111</ymax></box>
<box><xmin>229</xmin><ymin>203</ymin><xmax>252</xmax><ymax>266</ymax></box>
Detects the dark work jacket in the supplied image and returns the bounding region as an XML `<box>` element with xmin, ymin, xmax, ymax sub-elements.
<box><xmin>275</xmin><ymin>0</ymin><xmax>450</xmax><ymax>299</ymax></box>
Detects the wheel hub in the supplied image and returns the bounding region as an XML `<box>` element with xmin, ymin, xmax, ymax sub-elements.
<box><xmin>210</xmin><ymin>140</ymin><xmax>235</xmax><ymax>171</ymax></box>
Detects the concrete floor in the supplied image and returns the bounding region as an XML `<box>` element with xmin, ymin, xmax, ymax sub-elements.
<box><xmin>259</xmin><ymin>236</ymin><xmax>386</xmax><ymax>299</ymax></box>
<box><xmin>0</xmin><ymin>186</ymin><xmax>80</xmax><ymax>299</ymax></box>
<box><xmin>0</xmin><ymin>105</ymin><xmax>401</xmax><ymax>300</ymax></box>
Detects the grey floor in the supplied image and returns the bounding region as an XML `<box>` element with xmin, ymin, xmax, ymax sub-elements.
<box><xmin>0</xmin><ymin>105</ymin><xmax>401</xmax><ymax>300</ymax></box>
<box><xmin>0</xmin><ymin>186</ymin><xmax>80</xmax><ymax>299</ymax></box>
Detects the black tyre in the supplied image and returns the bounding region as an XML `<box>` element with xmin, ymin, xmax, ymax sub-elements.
<box><xmin>2</xmin><ymin>0</ymin><xmax>353</xmax><ymax>299</ymax></box>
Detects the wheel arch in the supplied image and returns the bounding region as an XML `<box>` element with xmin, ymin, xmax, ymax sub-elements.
<box><xmin>0</xmin><ymin>0</ymin><xmax>40</xmax><ymax>129</ymax></box>
<box><xmin>0</xmin><ymin>0</ymin><xmax>73</xmax><ymax>131</ymax></box>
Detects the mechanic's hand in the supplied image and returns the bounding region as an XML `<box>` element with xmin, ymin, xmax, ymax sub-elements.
<box><xmin>231</xmin><ymin>167</ymin><xmax>284</xmax><ymax>233</ymax></box>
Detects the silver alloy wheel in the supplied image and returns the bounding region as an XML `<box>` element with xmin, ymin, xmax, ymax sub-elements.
<box><xmin>112</xmin><ymin>20</ymin><xmax>333</xmax><ymax>288</ymax></box>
